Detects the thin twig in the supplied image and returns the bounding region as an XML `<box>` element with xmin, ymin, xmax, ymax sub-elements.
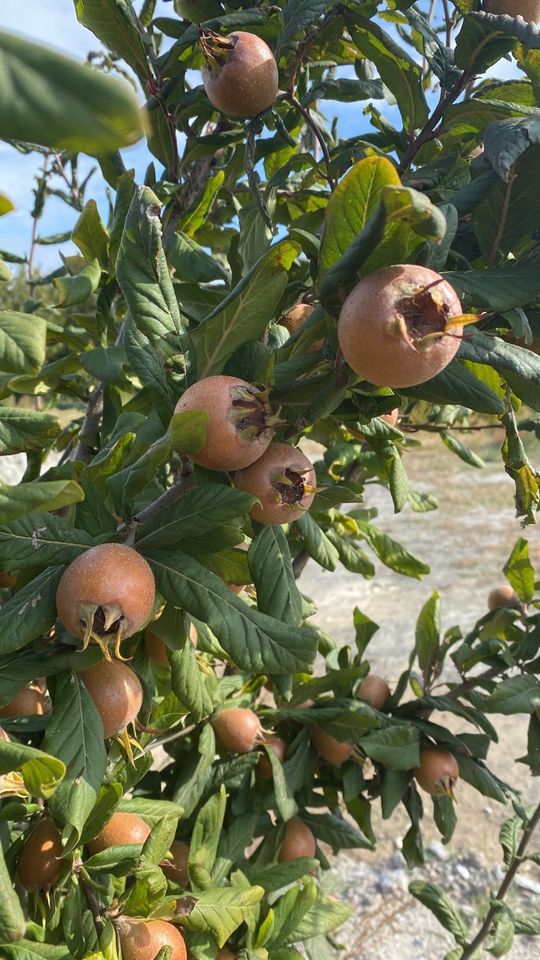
<box><xmin>488</xmin><ymin>173</ymin><xmax>515</xmax><ymax>268</ymax></box>
<box><xmin>72</xmin><ymin>321</ymin><xmax>126</xmax><ymax>464</ymax></box>
<box><xmin>286</xmin><ymin>93</ymin><xmax>336</xmax><ymax>190</ymax></box>
<box><xmin>28</xmin><ymin>154</ymin><xmax>51</xmax><ymax>298</ymax></box>
<box><xmin>145</xmin><ymin>722</ymin><xmax>197</xmax><ymax>753</ymax></box>
<box><xmin>441</xmin><ymin>0</ymin><xmax>454</xmax><ymax>48</ymax></box>
<box><xmin>400</xmin><ymin>422</ymin><xmax>505</xmax><ymax>434</ymax></box>
<box><xmin>245</xmin><ymin>125</ymin><xmax>274</xmax><ymax>232</ymax></box>
<box><xmin>460</xmin><ymin>802</ymin><xmax>540</xmax><ymax>960</ymax></box>
<box><xmin>79</xmin><ymin>869</ymin><xmax>104</xmax><ymax>934</ymax></box>
<box><xmin>118</xmin><ymin>457</ymin><xmax>194</xmax><ymax>540</ymax></box>
<box><xmin>397</xmin><ymin>71</ymin><xmax>469</xmax><ymax>175</ymax></box>
<box><xmin>444</xmin><ymin>664</ymin><xmax>504</xmax><ymax>702</ymax></box>
<box><xmin>288</xmin><ymin>6</ymin><xmax>342</xmax><ymax>95</ymax></box>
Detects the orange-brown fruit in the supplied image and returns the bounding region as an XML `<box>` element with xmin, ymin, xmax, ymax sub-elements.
<box><xmin>117</xmin><ymin>918</ymin><xmax>187</xmax><ymax>960</ymax></box>
<box><xmin>356</xmin><ymin>675</ymin><xmax>391</xmax><ymax>710</ymax></box>
<box><xmin>17</xmin><ymin>817</ymin><xmax>64</xmax><ymax>890</ymax></box>
<box><xmin>338</xmin><ymin>265</ymin><xmax>463</xmax><ymax>388</ymax></box>
<box><xmin>488</xmin><ymin>585</ymin><xmax>522</xmax><ymax>611</ymax></box>
<box><xmin>234</xmin><ymin>443</ymin><xmax>316</xmax><ymax>525</ymax></box>
<box><xmin>414</xmin><ymin>748</ymin><xmax>459</xmax><ymax>796</ymax></box>
<box><xmin>0</xmin><ymin>681</ymin><xmax>48</xmax><ymax>718</ymax></box>
<box><xmin>282</xmin><ymin>303</ymin><xmax>315</xmax><ymax>335</ymax></box>
<box><xmin>56</xmin><ymin>543</ymin><xmax>155</xmax><ymax>660</ymax></box>
<box><xmin>310</xmin><ymin>725</ymin><xmax>353</xmax><ymax>767</ymax></box>
<box><xmin>80</xmin><ymin>660</ymin><xmax>143</xmax><ymax>739</ymax></box>
<box><xmin>484</xmin><ymin>0</ymin><xmax>540</xmax><ymax>20</ymax></box>
<box><xmin>217</xmin><ymin>950</ymin><xmax>236</xmax><ymax>960</ymax></box>
<box><xmin>0</xmin><ymin>570</ymin><xmax>17</xmax><ymax>589</ymax></box>
<box><xmin>380</xmin><ymin>408</ymin><xmax>399</xmax><ymax>427</ymax></box>
<box><xmin>201</xmin><ymin>29</ymin><xmax>278</xmax><ymax>118</ymax></box>
<box><xmin>88</xmin><ymin>811</ymin><xmax>151</xmax><ymax>855</ymax></box>
<box><xmin>162</xmin><ymin>839</ymin><xmax>190</xmax><ymax>886</ymax></box>
<box><xmin>174</xmin><ymin>375</ymin><xmax>275</xmax><ymax>471</ymax></box>
<box><xmin>145</xmin><ymin>623</ymin><xmax>198</xmax><ymax>666</ymax></box>
<box><xmin>278</xmin><ymin>817</ymin><xmax>317</xmax><ymax>862</ymax></box>
<box><xmin>256</xmin><ymin>734</ymin><xmax>287</xmax><ymax>779</ymax></box>
<box><xmin>0</xmin><ymin>726</ymin><xmax>9</xmax><ymax>741</ymax></box>
<box><xmin>211</xmin><ymin>707</ymin><xmax>263</xmax><ymax>753</ymax></box>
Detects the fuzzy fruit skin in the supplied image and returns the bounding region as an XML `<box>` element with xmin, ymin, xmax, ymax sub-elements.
<box><xmin>310</xmin><ymin>725</ymin><xmax>353</xmax><ymax>767</ymax></box>
<box><xmin>484</xmin><ymin>0</ymin><xmax>540</xmax><ymax>20</ymax></box>
<box><xmin>80</xmin><ymin>660</ymin><xmax>143</xmax><ymax>738</ymax></box>
<box><xmin>282</xmin><ymin>303</ymin><xmax>314</xmax><ymax>335</ymax></box>
<box><xmin>380</xmin><ymin>408</ymin><xmax>399</xmax><ymax>427</ymax></box>
<box><xmin>256</xmin><ymin>734</ymin><xmax>287</xmax><ymax>779</ymax></box>
<box><xmin>0</xmin><ymin>682</ymin><xmax>48</xmax><ymax>718</ymax></box>
<box><xmin>278</xmin><ymin>817</ymin><xmax>316</xmax><ymax>862</ymax></box>
<box><xmin>488</xmin><ymin>585</ymin><xmax>521</xmax><ymax>611</ymax></box>
<box><xmin>17</xmin><ymin>817</ymin><xmax>64</xmax><ymax>890</ymax></box>
<box><xmin>414</xmin><ymin>748</ymin><xmax>459</xmax><ymax>796</ymax></box>
<box><xmin>338</xmin><ymin>265</ymin><xmax>463</xmax><ymax>388</ymax></box>
<box><xmin>117</xmin><ymin>918</ymin><xmax>187</xmax><ymax>960</ymax></box>
<box><xmin>211</xmin><ymin>707</ymin><xmax>262</xmax><ymax>753</ymax></box>
<box><xmin>356</xmin><ymin>675</ymin><xmax>391</xmax><ymax>710</ymax></box>
<box><xmin>174</xmin><ymin>375</ymin><xmax>274</xmax><ymax>471</ymax></box>
<box><xmin>162</xmin><ymin>839</ymin><xmax>190</xmax><ymax>885</ymax></box>
<box><xmin>88</xmin><ymin>812</ymin><xmax>151</xmax><ymax>855</ymax></box>
<box><xmin>0</xmin><ymin>570</ymin><xmax>17</xmax><ymax>589</ymax></box>
<box><xmin>234</xmin><ymin>443</ymin><xmax>316</xmax><ymax>525</ymax></box>
<box><xmin>56</xmin><ymin>543</ymin><xmax>155</xmax><ymax>642</ymax></box>
<box><xmin>202</xmin><ymin>32</ymin><xmax>278</xmax><ymax>118</ymax></box>
<box><xmin>145</xmin><ymin>623</ymin><xmax>198</xmax><ymax>666</ymax></box>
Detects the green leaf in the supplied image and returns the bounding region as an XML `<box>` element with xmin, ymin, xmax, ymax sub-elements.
<box><xmin>248</xmin><ymin>524</ymin><xmax>303</xmax><ymax>626</ymax></box>
<box><xmin>361</xmin><ymin>725</ymin><xmax>420</xmax><ymax>770</ymax></box>
<box><xmin>415</xmin><ymin>591</ymin><xmax>441</xmax><ymax>681</ymax></box>
<box><xmin>346</xmin><ymin>12</ymin><xmax>429</xmax><ymax>130</ymax></box>
<box><xmin>135</xmin><ymin>485</ymin><xmax>256</xmax><ymax>552</ymax></box>
<box><xmin>0</xmin><ymin>30</ymin><xmax>144</xmax><ymax>152</ymax></box>
<box><xmin>0</xmin><ymin>193</ymin><xmax>15</xmax><ymax>217</ymax></box>
<box><xmin>193</xmin><ymin>241</ymin><xmax>299</xmax><ymax>377</ymax></box>
<box><xmin>446</xmin><ymin>263</ymin><xmax>540</xmax><ymax>313</ymax></box>
<box><xmin>0</xmin><ymin>566</ymin><xmax>63</xmax><ymax>655</ymax></box>
<box><xmin>0</xmin><ymin>311</ymin><xmax>46</xmax><ymax>374</ymax></box>
<box><xmin>0</xmin><ymin>942</ymin><xmax>72</xmax><ymax>959</ymax></box>
<box><xmin>353</xmin><ymin>607</ymin><xmax>379</xmax><ymax>658</ymax></box>
<box><xmin>355</xmin><ymin>520</ymin><xmax>429</xmax><ymax>579</ymax></box>
<box><xmin>74</xmin><ymin>0</ymin><xmax>150</xmax><ymax>79</ymax></box>
<box><xmin>484</xmin><ymin>115</ymin><xmax>540</xmax><ymax>181</ymax></box>
<box><xmin>295</xmin><ymin>513</ymin><xmax>339</xmax><ymax>571</ymax></box>
<box><xmin>0</xmin><ymin>407</ymin><xmax>60</xmax><ymax>455</ymax></box>
<box><xmin>503</xmin><ymin>537</ymin><xmax>535</xmax><ymax>602</ymax></box>
<box><xmin>264</xmin><ymin>746</ymin><xmax>298</xmax><ymax>823</ymax></box>
<box><xmin>490</xmin><ymin>910</ymin><xmax>515</xmax><ymax>957</ymax></box>
<box><xmin>454</xmin><ymin>11</ymin><xmax>540</xmax><ymax>74</ymax></box>
<box><xmin>474</xmin><ymin>144</ymin><xmax>540</xmax><ymax>261</ymax></box>
<box><xmin>43</xmin><ymin>672</ymin><xmax>108</xmax><ymax>848</ymax></box>
<box><xmin>171</xmin><ymin>641</ymin><xmax>213</xmax><ymax>724</ymax></box>
<box><xmin>190</xmin><ymin>786</ymin><xmax>227</xmax><ymax>887</ymax></box>
<box><xmin>145</xmin><ymin>550</ymin><xmax>317</xmax><ymax>675</ymax></box>
<box><xmin>0</xmin><ymin>843</ymin><xmax>26</xmax><ymax>944</ymax></box>
<box><xmin>440</xmin><ymin>431</ymin><xmax>484</xmax><ymax>468</ymax></box>
<box><xmin>72</xmin><ymin>199</ymin><xmax>110</xmax><ymax>266</ymax></box>
<box><xmin>409</xmin><ymin>881</ymin><xmax>468</xmax><ymax>945</ymax></box>
<box><xmin>302</xmin><ymin>811</ymin><xmax>373</xmax><ymax>852</ymax></box>
<box><xmin>182</xmin><ymin>884</ymin><xmax>265</xmax><ymax>946</ymax></box>
<box><xmin>0</xmin><ymin>479</ymin><xmax>84</xmax><ymax>525</ymax></box>
<box><xmin>278</xmin><ymin>0</ymin><xmax>331</xmax><ymax>51</ymax></box>
<box><xmin>484</xmin><ymin>675</ymin><xmax>540</xmax><ymax>715</ymax></box>
<box><xmin>166</xmin><ymin>231</ymin><xmax>228</xmax><ymax>284</ymax></box>
<box><xmin>245</xmin><ymin>857</ymin><xmax>317</xmax><ymax>895</ymax></box>
<box><xmin>0</xmin><ymin>513</ymin><xmax>92</xmax><ymax>569</ymax></box>
<box><xmin>53</xmin><ymin>258</ymin><xmax>101</xmax><ymax>307</ymax></box>
<box><xmin>0</xmin><ymin>739</ymin><xmax>65</xmax><ymax>799</ymax></box>
<box><xmin>285</xmin><ymin>889</ymin><xmax>352</xmax><ymax>943</ymax></box>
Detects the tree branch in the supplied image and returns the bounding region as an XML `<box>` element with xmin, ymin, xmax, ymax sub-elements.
<box><xmin>118</xmin><ymin>456</ymin><xmax>194</xmax><ymax>542</ymax></box>
<box><xmin>79</xmin><ymin>869</ymin><xmax>104</xmax><ymax>935</ymax></box>
<box><xmin>286</xmin><ymin>94</ymin><xmax>336</xmax><ymax>190</ymax></box>
<box><xmin>397</xmin><ymin>71</ymin><xmax>469</xmax><ymax>175</ymax></box>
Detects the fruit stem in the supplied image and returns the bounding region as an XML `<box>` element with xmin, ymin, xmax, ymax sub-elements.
<box><xmin>79</xmin><ymin>869</ymin><xmax>104</xmax><ymax>934</ymax></box>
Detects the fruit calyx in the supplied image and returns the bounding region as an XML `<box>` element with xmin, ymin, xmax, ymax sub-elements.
<box><xmin>389</xmin><ymin>278</ymin><xmax>453</xmax><ymax>347</ymax></box>
<box><xmin>271</xmin><ymin>468</ymin><xmax>316</xmax><ymax>507</ymax></box>
<box><xmin>199</xmin><ymin>28</ymin><xmax>235</xmax><ymax>71</ymax></box>
<box><xmin>79</xmin><ymin>602</ymin><xmax>128</xmax><ymax>661</ymax></box>
<box><xmin>229</xmin><ymin>384</ymin><xmax>280</xmax><ymax>443</ymax></box>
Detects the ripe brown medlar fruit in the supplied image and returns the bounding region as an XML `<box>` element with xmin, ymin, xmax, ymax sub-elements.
<box><xmin>484</xmin><ymin>0</ymin><xmax>540</xmax><ymax>21</ymax></box>
<box><xmin>487</xmin><ymin>585</ymin><xmax>522</xmax><ymax>611</ymax></box>
<box><xmin>0</xmin><ymin>680</ymin><xmax>48</xmax><ymax>718</ymax></box>
<box><xmin>56</xmin><ymin>543</ymin><xmax>155</xmax><ymax>660</ymax></box>
<box><xmin>200</xmin><ymin>29</ymin><xmax>278</xmax><ymax>118</ymax></box>
<box><xmin>116</xmin><ymin>917</ymin><xmax>187</xmax><ymax>960</ymax></box>
<box><xmin>88</xmin><ymin>811</ymin><xmax>151</xmax><ymax>855</ymax></box>
<box><xmin>174</xmin><ymin>375</ymin><xmax>277</xmax><ymax>471</ymax></box>
<box><xmin>234</xmin><ymin>443</ymin><xmax>316</xmax><ymax>525</ymax></box>
<box><xmin>278</xmin><ymin>817</ymin><xmax>317</xmax><ymax>861</ymax></box>
<box><xmin>356</xmin><ymin>674</ymin><xmax>391</xmax><ymax>710</ymax></box>
<box><xmin>414</xmin><ymin>748</ymin><xmax>459</xmax><ymax>797</ymax></box>
<box><xmin>80</xmin><ymin>660</ymin><xmax>143</xmax><ymax>740</ymax></box>
<box><xmin>282</xmin><ymin>303</ymin><xmax>315</xmax><ymax>335</ymax></box>
<box><xmin>338</xmin><ymin>265</ymin><xmax>463</xmax><ymax>388</ymax></box>
<box><xmin>310</xmin><ymin>725</ymin><xmax>353</xmax><ymax>767</ymax></box>
<box><xmin>162</xmin><ymin>839</ymin><xmax>190</xmax><ymax>886</ymax></box>
<box><xmin>17</xmin><ymin>817</ymin><xmax>65</xmax><ymax>890</ymax></box>
<box><xmin>217</xmin><ymin>949</ymin><xmax>236</xmax><ymax>960</ymax></box>
<box><xmin>256</xmin><ymin>734</ymin><xmax>287</xmax><ymax>779</ymax></box>
<box><xmin>211</xmin><ymin>707</ymin><xmax>263</xmax><ymax>753</ymax></box>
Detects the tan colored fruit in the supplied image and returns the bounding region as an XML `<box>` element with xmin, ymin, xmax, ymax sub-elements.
<box><xmin>217</xmin><ymin>949</ymin><xmax>236</xmax><ymax>960</ymax></box>
<box><xmin>80</xmin><ymin>660</ymin><xmax>143</xmax><ymax>739</ymax></box>
<box><xmin>310</xmin><ymin>725</ymin><xmax>353</xmax><ymax>766</ymax></box>
<box><xmin>56</xmin><ymin>544</ymin><xmax>155</xmax><ymax>660</ymax></box>
<box><xmin>256</xmin><ymin>734</ymin><xmax>287</xmax><ymax>779</ymax></box>
<box><xmin>0</xmin><ymin>682</ymin><xmax>48</xmax><ymax>718</ymax></box>
<box><xmin>414</xmin><ymin>748</ymin><xmax>459</xmax><ymax>796</ymax></box>
<box><xmin>174</xmin><ymin>375</ymin><xmax>275</xmax><ymax>471</ymax></box>
<box><xmin>338</xmin><ymin>265</ymin><xmax>463</xmax><ymax>388</ymax></box>
<box><xmin>356</xmin><ymin>675</ymin><xmax>391</xmax><ymax>710</ymax></box>
<box><xmin>117</xmin><ymin>918</ymin><xmax>187</xmax><ymax>960</ymax></box>
<box><xmin>282</xmin><ymin>303</ymin><xmax>315</xmax><ymax>335</ymax></box>
<box><xmin>0</xmin><ymin>570</ymin><xmax>17</xmax><ymax>589</ymax></box>
<box><xmin>488</xmin><ymin>585</ymin><xmax>522</xmax><ymax>611</ymax></box>
<box><xmin>234</xmin><ymin>443</ymin><xmax>316</xmax><ymax>525</ymax></box>
<box><xmin>88</xmin><ymin>811</ymin><xmax>151</xmax><ymax>855</ymax></box>
<box><xmin>211</xmin><ymin>707</ymin><xmax>263</xmax><ymax>753</ymax></box>
<box><xmin>145</xmin><ymin>623</ymin><xmax>198</xmax><ymax>665</ymax></box>
<box><xmin>380</xmin><ymin>408</ymin><xmax>399</xmax><ymax>427</ymax></box>
<box><xmin>162</xmin><ymin>839</ymin><xmax>190</xmax><ymax>886</ymax></box>
<box><xmin>17</xmin><ymin>817</ymin><xmax>64</xmax><ymax>890</ymax></box>
<box><xmin>201</xmin><ymin>30</ymin><xmax>278</xmax><ymax>118</ymax></box>
<box><xmin>278</xmin><ymin>817</ymin><xmax>317</xmax><ymax>861</ymax></box>
<box><xmin>484</xmin><ymin>0</ymin><xmax>540</xmax><ymax>21</ymax></box>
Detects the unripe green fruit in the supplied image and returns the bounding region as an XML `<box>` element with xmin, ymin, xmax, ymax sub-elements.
<box><xmin>88</xmin><ymin>811</ymin><xmax>150</xmax><ymax>855</ymax></box>
<box><xmin>17</xmin><ymin>817</ymin><xmax>64</xmax><ymax>890</ymax></box>
<box><xmin>201</xmin><ymin>30</ymin><xmax>278</xmax><ymax>118</ymax></box>
<box><xmin>234</xmin><ymin>443</ymin><xmax>316</xmax><ymax>525</ymax></box>
<box><xmin>117</xmin><ymin>918</ymin><xmax>187</xmax><ymax>960</ymax></box>
<box><xmin>278</xmin><ymin>817</ymin><xmax>317</xmax><ymax>861</ymax></box>
<box><xmin>338</xmin><ymin>265</ymin><xmax>463</xmax><ymax>388</ymax></box>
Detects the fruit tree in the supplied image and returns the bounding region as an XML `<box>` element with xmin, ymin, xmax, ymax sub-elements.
<box><xmin>0</xmin><ymin>1</ymin><xmax>540</xmax><ymax>958</ymax></box>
